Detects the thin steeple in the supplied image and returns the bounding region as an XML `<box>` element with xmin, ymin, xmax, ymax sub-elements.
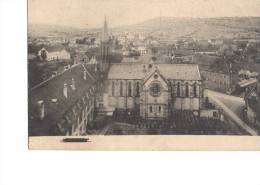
<box><xmin>102</xmin><ymin>16</ymin><xmax>109</xmax><ymax>42</ymax></box>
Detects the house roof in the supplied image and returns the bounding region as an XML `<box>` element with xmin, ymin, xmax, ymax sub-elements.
<box><xmin>28</xmin><ymin>64</ymin><xmax>97</xmax><ymax>136</ymax></box>
<box><xmin>199</xmin><ymin>64</ymin><xmax>230</xmax><ymax>74</ymax></box>
<box><xmin>40</xmin><ymin>45</ymin><xmax>69</xmax><ymax>53</ymax></box>
<box><xmin>108</xmin><ymin>63</ymin><xmax>201</xmax><ymax>81</ymax></box>
<box><xmin>238</xmin><ymin>78</ymin><xmax>258</xmax><ymax>88</ymax></box>
<box><xmin>174</xmin><ymin>49</ymin><xmax>194</xmax><ymax>57</ymax></box>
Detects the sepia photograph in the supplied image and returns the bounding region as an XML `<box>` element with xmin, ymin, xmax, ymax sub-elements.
<box><xmin>27</xmin><ymin>0</ymin><xmax>260</xmax><ymax>150</ymax></box>
<box><xmin>2</xmin><ymin>1</ymin><xmax>260</xmax><ymax>185</ymax></box>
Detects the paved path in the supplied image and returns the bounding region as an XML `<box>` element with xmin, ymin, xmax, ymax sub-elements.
<box><xmin>99</xmin><ymin>122</ymin><xmax>113</xmax><ymax>135</ymax></box>
<box><xmin>205</xmin><ymin>89</ymin><xmax>258</xmax><ymax>135</ymax></box>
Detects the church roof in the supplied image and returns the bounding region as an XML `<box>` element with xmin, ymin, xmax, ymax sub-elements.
<box><xmin>108</xmin><ymin>63</ymin><xmax>201</xmax><ymax>81</ymax></box>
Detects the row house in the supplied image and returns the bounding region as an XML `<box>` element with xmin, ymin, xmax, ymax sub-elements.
<box><xmin>28</xmin><ymin>64</ymin><xmax>97</xmax><ymax>136</ymax></box>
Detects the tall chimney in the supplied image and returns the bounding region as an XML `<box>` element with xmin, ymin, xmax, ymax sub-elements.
<box><xmin>71</xmin><ymin>78</ymin><xmax>76</xmax><ymax>90</ymax></box>
<box><xmin>37</xmin><ymin>100</ymin><xmax>45</xmax><ymax>120</ymax></box>
<box><xmin>63</xmin><ymin>83</ymin><xmax>68</xmax><ymax>98</ymax></box>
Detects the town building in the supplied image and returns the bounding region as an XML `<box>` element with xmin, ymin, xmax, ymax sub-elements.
<box><xmin>244</xmin><ymin>89</ymin><xmax>260</xmax><ymax>126</ymax></box>
<box><xmin>38</xmin><ymin>46</ymin><xmax>71</xmax><ymax>61</ymax></box>
<box><xmin>137</xmin><ymin>46</ymin><xmax>148</xmax><ymax>55</ymax></box>
<box><xmin>28</xmin><ymin>64</ymin><xmax>97</xmax><ymax>136</ymax></box>
<box><xmin>74</xmin><ymin>52</ymin><xmax>89</xmax><ymax>64</ymax></box>
<box><xmin>200</xmin><ymin>64</ymin><xmax>232</xmax><ymax>93</ymax></box>
<box><xmin>29</xmin><ymin>17</ymin><xmax>111</xmax><ymax>136</ymax></box>
<box><xmin>101</xmin><ymin>61</ymin><xmax>202</xmax><ymax>120</ymax></box>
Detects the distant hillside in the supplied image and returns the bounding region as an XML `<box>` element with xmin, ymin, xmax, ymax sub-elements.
<box><xmin>29</xmin><ymin>17</ymin><xmax>260</xmax><ymax>40</ymax></box>
<box><xmin>116</xmin><ymin>17</ymin><xmax>260</xmax><ymax>40</ymax></box>
<box><xmin>28</xmin><ymin>23</ymin><xmax>84</xmax><ymax>37</ymax></box>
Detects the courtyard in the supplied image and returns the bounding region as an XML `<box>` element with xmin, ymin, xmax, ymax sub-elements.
<box><xmin>87</xmin><ymin>110</ymin><xmax>248</xmax><ymax>135</ymax></box>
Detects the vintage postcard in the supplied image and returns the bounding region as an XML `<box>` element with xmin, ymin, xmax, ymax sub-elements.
<box><xmin>28</xmin><ymin>0</ymin><xmax>260</xmax><ymax>150</ymax></box>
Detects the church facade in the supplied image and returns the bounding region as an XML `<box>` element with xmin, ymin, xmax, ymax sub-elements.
<box><xmin>101</xmin><ymin>62</ymin><xmax>203</xmax><ymax>120</ymax></box>
<box><xmin>96</xmin><ymin>17</ymin><xmax>203</xmax><ymax>121</ymax></box>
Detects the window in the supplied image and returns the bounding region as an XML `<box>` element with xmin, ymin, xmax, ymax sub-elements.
<box><xmin>136</xmin><ymin>82</ymin><xmax>140</xmax><ymax>97</ymax></box>
<box><xmin>213</xmin><ymin>111</ymin><xmax>218</xmax><ymax>118</ymax></box>
<box><xmin>185</xmin><ymin>83</ymin><xmax>189</xmax><ymax>97</ymax></box>
<box><xmin>194</xmin><ymin>83</ymin><xmax>197</xmax><ymax>97</ymax></box>
<box><xmin>150</xmin><ymin>106</ymin><xmax>153</xmax><ymax>113</ymax></box>
<box><xmin>177</xmin><ymin>82</ymin><xmax>180</xmax><ymax>97</ymax></box>
<box><xmin>149</xmin><ymin>82</ymin><xmax>161</xmax><ymax>97</ymax></box>
<box><xmin>120</xmin><ymin>81</ymin><xmax>123</xmax><ymax>96</ymax></box>
<box><xmin>159</xmin><ymin>106</ymin><xmax>161</xmax><ymax>113</ymax></box>
<box><xmin>128</xmin><ymin>81</ymin><xmax>132</xmax><ymax>96</ymax></box>
<box><xmin>112</xmin><ymin>81</ymin><xmax>115</xmax><ymax>96</ymax></box>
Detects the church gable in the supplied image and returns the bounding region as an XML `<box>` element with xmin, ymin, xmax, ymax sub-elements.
<box><xmin>143</xmin><ymin>69</ymin><xmax>168</xmax><ymax>91</ymax></box>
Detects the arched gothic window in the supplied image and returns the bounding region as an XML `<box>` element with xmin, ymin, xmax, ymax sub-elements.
<box><xmin>136</xmin><ymin>82</ymin><xmax>140</xmax><ymax>97</ymax></box>
<box><xmin>185</xmin><ymin>82</ymin><xmax>189</xmax><ymax>97</ymax></box>
<box><xmin>128</xmin><ymin>81</ymin><xmax>132</xmax><ymax>97</ymax></box>
<box><xmin>177</xmin><ymin>82</ymin><xmax>181</xmax><ymax>97</ymax></box>
<box><xmin>120</xmin><ymin>81</ymin><xmax>123</xmax><ymax>96</ymax></box>
<box><xmin>194</xmin><ymin>83</ymin><xmax>197</xmax><ymax>97</ymax></box>
<box><xmin>112</xmin><ymin>81</ymin><xmax>115</xmax><ymax>96</ymax></box>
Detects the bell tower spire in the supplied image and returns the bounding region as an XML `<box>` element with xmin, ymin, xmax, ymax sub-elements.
<box><xmin>102</xmin><ymin>16</ymin><xmax>109</xmax><ymax>42</ymax></box>
<box><xmin>100</xmin><ymin>16</ymin><xmax>110</xmax><ymax>73</ymax></box>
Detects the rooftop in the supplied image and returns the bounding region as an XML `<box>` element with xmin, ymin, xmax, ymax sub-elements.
<box><xmin>28</xmin><ymin>64</ymin><xmax>97</xmax><ymax>136</ymax></box>
<box><xmin>108</xmin><ymin>63</ymin><xmax>201</xmax><ymax>80</ymax></box>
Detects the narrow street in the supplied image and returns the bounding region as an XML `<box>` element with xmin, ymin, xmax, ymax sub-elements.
<box><xmin>205</xmin><ymin>89</ymin><xmax>258</xmax><ymax>135</ymax></box>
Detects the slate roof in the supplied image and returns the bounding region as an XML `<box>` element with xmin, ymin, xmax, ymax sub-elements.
<box><xmin>108</xmin><ymin>63</ymin><xmax>201</xmax><ymax>81</ymax></box>
<box><xmin>28</xmin><ymin>64</ymin><xmax>97</xmax><ymax>136</ymax></box>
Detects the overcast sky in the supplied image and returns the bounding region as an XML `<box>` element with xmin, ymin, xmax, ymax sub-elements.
<box><xmin>28</xmin><ymin>0</ymin><xmax>260</xmax><ymax>28</ymax></box>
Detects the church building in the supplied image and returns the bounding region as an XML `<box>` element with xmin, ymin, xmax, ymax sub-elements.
<box><xmin>101</xmin><ymin>61</ymin><xmax>203</xmax><ymax>120</ymax></box>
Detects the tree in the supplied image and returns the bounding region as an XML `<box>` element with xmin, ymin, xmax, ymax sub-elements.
<box><xmin>40</xmin><ymin>49</ymin><xmax>47</xmax><ymax>60</ymax></box>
